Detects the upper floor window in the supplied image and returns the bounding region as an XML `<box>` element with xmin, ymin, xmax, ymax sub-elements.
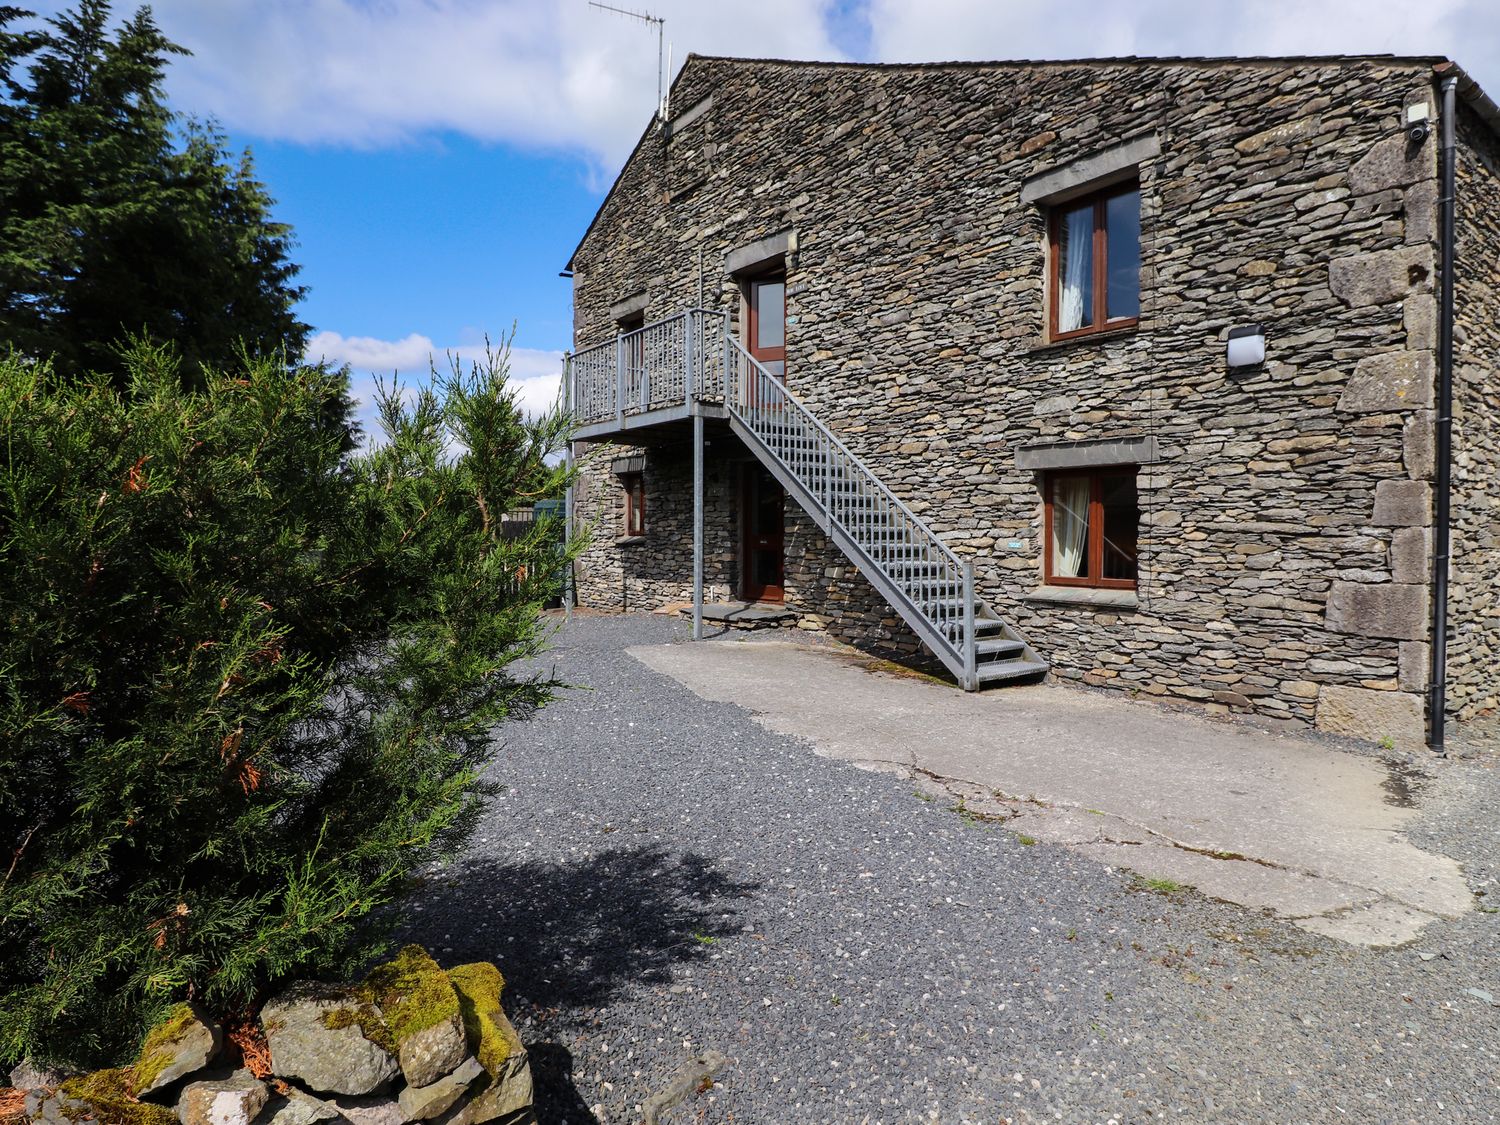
<box><xmin>1049</xmin><ymin>183</ymin><xmax>1140</xmax><ymax>340</ymax></box>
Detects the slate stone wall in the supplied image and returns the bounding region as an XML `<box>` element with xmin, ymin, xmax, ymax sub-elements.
<box><xmin>1447</xmin><ymin>102</ymin><xmax>1500</xmax><ymax>721</ymax></box>
<box><xmin>567</xmin><ymin>57</ymin><xmax>1494</xmax><ymax>741</ymax></box>
<box><xmin>570</xmin><ymin>431</ymin><xmax>740</xmax><ymax>611</ymax></box>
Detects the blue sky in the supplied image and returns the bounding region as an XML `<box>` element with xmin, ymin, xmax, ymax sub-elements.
<box><xmin>17</xmin><ymin>0</ymin><xmax>1500</xmax><ymax>428</ymax></box>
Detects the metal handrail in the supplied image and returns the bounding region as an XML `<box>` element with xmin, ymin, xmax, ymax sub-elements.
<box><xmin>722</xmin><ymin>335</ymin><xmax>971</xmax><ymax>669</ymax></box>
<box><xmin>724</xmin><ymin>336</ymin><xmax>966</xmax><ymax>575</ymax></box>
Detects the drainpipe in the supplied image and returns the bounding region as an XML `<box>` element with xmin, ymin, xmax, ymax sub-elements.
<box><xmin>1426</xmin><ymin>75</ymin><xmax>1459</xmax><ymax>753</ymax></box>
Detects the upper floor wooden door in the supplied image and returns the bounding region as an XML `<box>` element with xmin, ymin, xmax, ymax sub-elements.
<box><xmin>747</xmin><ymin>274</ymin><xmax>786</xmax><ymax>379</ymax></box>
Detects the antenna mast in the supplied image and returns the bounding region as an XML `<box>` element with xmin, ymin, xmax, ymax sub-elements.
<box><xmin>588</xmin><ymin>2</ymin><xmax>668</xmax><ymax>121</ymax></box>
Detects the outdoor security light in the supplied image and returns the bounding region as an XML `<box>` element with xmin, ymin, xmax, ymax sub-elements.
<box><xmin>1227</xmin><ymin>324</ymin><xmax>1266</xmax><ymax>368</ymax></box>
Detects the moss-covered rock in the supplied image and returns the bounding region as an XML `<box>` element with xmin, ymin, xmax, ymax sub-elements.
<box><xmin>445</xmin><ymin>965</ymin><xmax>518</xmax><ymax>1079</ymax></box>
<box><xmin>260</xmin><ymin>982</ymin><xmax>399</xmax><ymax>1097</ymax></box>
<box><xmin>442</xmin><ymin>964</ymin><xmax>533</xmax><ymax>1125</ymax></box>
<box><xmin>363</xmin><ymin>946</ymin><xmax>465</xmax><ymax>1088</ymax></box>
<box><xmin>131</xmin><ymin>1002</ymin><xmax>221</xmax><ymax>1099</ymax></box>
<box><xmin>31</xmin><ymin>1068</ymin><xmax>178</xmax><ymax>1125</ymax></box>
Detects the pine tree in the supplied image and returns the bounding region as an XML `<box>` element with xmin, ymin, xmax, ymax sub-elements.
<box><xmin>0</xmin><ymin>340</ymin><xmax>575</xmax><ymax>1066</ymax></box>
<box><xmin>0</xmin><ymin>1</ymin><xmax>308</xmax><ymax>380</ymax></box>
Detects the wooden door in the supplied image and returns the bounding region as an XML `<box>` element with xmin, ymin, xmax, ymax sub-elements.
<box><xmin>747</xmin><ymin>274</ymin><xmax>786</xmax><ymax>378</ymax></box>
<box><xmin>741</xmin><ymin>464</ymin><xmax>785</xmax><ymax>603</ymax></box>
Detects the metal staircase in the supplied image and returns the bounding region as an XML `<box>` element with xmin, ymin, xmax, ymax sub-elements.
<box><xmin>721</xmin><ymin>335</ymin><xmax>1047</xmax><ymax>690</ymax></box>
<box><xmin>567</xmin><ymin>308</ymin><xmax>1048</xmax><ymax>690</ymax></box>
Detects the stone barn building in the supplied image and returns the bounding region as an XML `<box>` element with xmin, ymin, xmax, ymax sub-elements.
<box><xmin>560</xmin><ymin>54</ymin><xmax>1500</xmax><ymax>750</ymax></box>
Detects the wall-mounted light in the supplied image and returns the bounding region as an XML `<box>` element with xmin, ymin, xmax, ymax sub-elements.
<box><xmin>1227</xmin><ymin>324</ymin><xmax>1266</xmax><ymax>369</ymax></box>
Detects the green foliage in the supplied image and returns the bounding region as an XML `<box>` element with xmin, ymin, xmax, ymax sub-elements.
<box><xmin>0</xmin><ymin>1</ymin><xmax>308</xmax><ymax>381</ymax></box>
<box><xmin>0</xmin><ymin>338</ymin><xmax>576</xmax><ymax>1067</ymax></box>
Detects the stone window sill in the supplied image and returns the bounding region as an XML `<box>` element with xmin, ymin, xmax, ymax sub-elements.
<box><xmin>1023</xmin><ymin>585</ymin><xmax>1139</xmax><ymax>610</ymax></box>
<box><xmin>615</xmin><ymin>535</ymin><xmax>648</xmax><ymax>547</ymax></box>
<box><xmin>1027</xmin><ymin>324</ymin><xmax>1141</xmax><ymax>355</ymax></box>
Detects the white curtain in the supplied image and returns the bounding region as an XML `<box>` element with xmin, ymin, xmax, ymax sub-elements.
<box><xmin>1058</xmin><ymin>206</ymin><xmax>1092</xmax><ymax>332</ymax></box>
<box><xmin>1052</xmin><ymin>477</ymin><xmax>1089</xmax><ymax>578</ymax></box>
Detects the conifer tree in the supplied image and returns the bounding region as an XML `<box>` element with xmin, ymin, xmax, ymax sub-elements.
<box><xmin>0</xmin><ymin>1</ymin><xmax>308</xmax><ymax>380</ymax></box>
<box><xmin>0</xmin><ymin>340</ymin><xmax>574</xmax><ymax>1066</ymax></box>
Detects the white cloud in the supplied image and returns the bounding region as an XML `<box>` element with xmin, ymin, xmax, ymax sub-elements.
<box><xmin>864</xmin><ymin>0</ymin><xmax>1497</xmax><ymax>90</ymax></box>
<box><xmin>306</xmin><ymin>329</ymin><xmax>564</xmax><ymax>441</ymax></box>
<box><xmin>127</xmin><ymin>0</ymin><xmax>847</xmax><ymax>170</ymax></box>
<box><xmin>20</xmin><ymin>1</ymin><xmax>1496</xmax><ymax>168</ymax></box>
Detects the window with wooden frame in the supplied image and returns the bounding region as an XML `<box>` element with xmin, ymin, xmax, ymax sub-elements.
<box><xmin>1043</xmin><ymin>469</ymin><xmax>1139</xmax><ymax>588</ymax></box>
<box><xmin>1048</xmin><ymin>182</ymin><xmax>1140</xmax><ymax>340</ymax></box>
<box><xmin>621</xmin><ymin>472</ymin><xmax>645</xmax><ymax>538</ymax></box>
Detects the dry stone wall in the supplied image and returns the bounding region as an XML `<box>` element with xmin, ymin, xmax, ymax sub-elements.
<box><xmin>568</xmin><ymin>56</ymin><xmax>1496</xmax><ymax>741</ymax></box>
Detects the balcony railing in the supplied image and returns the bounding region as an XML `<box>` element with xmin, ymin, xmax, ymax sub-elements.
<box><xmin>568</xmin><ymin>308</ymin><xmax>729</xmax><ymax>426</ymax></box>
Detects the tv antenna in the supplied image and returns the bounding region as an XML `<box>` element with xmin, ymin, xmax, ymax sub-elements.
<box><xmin>588</xmin><ymin>2</ymin><xmax>669</xmax><ymax>121</ymax></box>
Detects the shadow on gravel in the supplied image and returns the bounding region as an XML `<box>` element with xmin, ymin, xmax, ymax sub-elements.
<box><xmin>405</xmin><ymin>842</ymin><xmax>758</xmax><ymax>1010</ymax></box>
<box><xmin>525</xmin><ymin>1043</ymin><xmax>597</xmax><ymax>1125</ymax></box>
<box><xmin>403</xmin><ymin>845</ymin><xmax>756</xmax><ymax>1124</ymax></box>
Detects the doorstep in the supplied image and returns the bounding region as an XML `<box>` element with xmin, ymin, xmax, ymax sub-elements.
<box><xmin>675</xmin><ymin>601</ymin><xmax>799</xmax><ymax>629</ymax></box>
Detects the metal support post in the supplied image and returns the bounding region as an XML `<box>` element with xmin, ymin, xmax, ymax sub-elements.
<box><xmin>615</xmin><ymin>335</ymin><xmax>625</xmax><ymax>426</ymax></box>
<box><xmin>692</xmin><ymin>412</ymin><xmax>705</xmax><ymax>641</ymax></box>
<box><xmin>962</xmin><ymin>560</ymin><xmax>977</xmax><ymax>691</ymax></box>
<box><xmin>562</xmin><ymin>352</ymin><xmax>575</xmax><ymax>623</ymax></box>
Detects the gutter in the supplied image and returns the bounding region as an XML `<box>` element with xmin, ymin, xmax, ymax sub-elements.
<box><xmin>1435</xmin><ymin>60</ymin><xmax>1500</xmax><ymax>140</ymax></box>
<box><xmin>1426</xmin><ymin>73</ymin><xmax>1459</xmax><ymax>753</ymax></box>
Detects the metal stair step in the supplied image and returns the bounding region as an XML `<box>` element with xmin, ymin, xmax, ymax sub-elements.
<box><xmin>975</xmin><ymin>659</ymin><xmax>1049</xmax><ymax>684</ymax></box>
<box><xmin>940</xmin><ymin>617</ymin><xmax>1007</xmax><ymax>637</ymax></box>
<box><xmin>975</xmin><ymin>637</ymin><xmax>1026</xmax><ymax>660</ymax></box>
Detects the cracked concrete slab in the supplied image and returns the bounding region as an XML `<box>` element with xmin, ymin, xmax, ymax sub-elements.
<box><xmin>629</xmin><ymin>637</ymin><xmax>1473</xmax><ymax>947</ymax></box>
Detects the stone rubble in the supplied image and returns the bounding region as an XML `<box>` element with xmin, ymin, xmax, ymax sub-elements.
<box><xmin>2</xmin><ymin>947</ymin><xmax>534</xmax><ymax>1125</ymax></box>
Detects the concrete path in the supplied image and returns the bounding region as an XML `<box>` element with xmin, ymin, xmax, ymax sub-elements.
<box><xmin>630</xmin><ymin>636</ymin><xmax>1474</xmax><ymax>947</ymax></box>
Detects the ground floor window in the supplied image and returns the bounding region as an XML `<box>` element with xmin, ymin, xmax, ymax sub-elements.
<box><xmin>1044</xmin><ymin>469</ymin><xmax>1138</xmax><ymax>588</ymax></box>
<box><xmin>621</xmin><ymin>472</ymin><xmax>645</xmax><ymax>537</ymax></box>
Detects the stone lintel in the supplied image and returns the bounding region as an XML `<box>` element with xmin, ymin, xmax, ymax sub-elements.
<box><xmin>609</xmin><ymin>292</ymin><xmax>649</xmax><ymax>321</ymax></box>
<box><xmin>1015</xmin><ymin>435</ymin><xmax>1159</xmax><ymax>471</ymax></box>
<box><xmin>611</xmin><ymin>454</ymin><xmax>646</xmax><ymax>475</ymax></box>
<box><xmin>726</xmin><ymin>229</ymin><xmax>797</xmax><ymax>275</ymax></box>
<box><xmin>1019</xmin><ymin>132</ymin><xmax>1160</xmax><ymax>205</ymax></box>
<box><xmin>1325</xmin><ymin>581</ymin><xmax>1428</xmax><ymax>641</ymax></box>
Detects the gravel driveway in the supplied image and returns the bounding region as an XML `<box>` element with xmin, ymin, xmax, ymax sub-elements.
<box><xmin>402</xmin><ymin>612</ymin><xmax>1499</xmax><ymax>1125</ymax></box>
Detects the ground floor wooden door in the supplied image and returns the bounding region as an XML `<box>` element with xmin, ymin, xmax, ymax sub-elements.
<box><xmin>741</xmin><ymin>464</ymin><xmax>785</xmax><ymax>603</ymax></box>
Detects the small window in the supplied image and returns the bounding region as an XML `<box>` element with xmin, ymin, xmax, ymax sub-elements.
<box><xmin>1049</xmin><ymin>182</ymin><xmax>1140</xmax><ymax>340</ymax></box>
<box><xmin>621</xmin><ymin>472</ymin><xmax>645</xmax><ymax>538</ymax></box>
<box><xmin>1044</xmin><ymin>470</ymin><xmax>1138</xmax><ymax>588</ymax></box>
